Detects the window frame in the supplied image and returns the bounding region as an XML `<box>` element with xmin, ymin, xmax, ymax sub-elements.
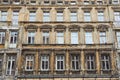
<box><xmin>27</xmin><ymin>31</ymin><xmax>35</xmax><ymax>44</ymax></box>
<box><xmin>0</xmin><ymin>32</ymin><xmax>5</xmax><ymax>44</ymax></box>
<box><xmin>57</xmin><ymin>11</ymin><xmax>63</xmax><ymax>21</ymax></box>
<box><xmin>99</xmin><ymin>32</ymin><xmax>106</xmax><ymax>44</ymax></box>
<box><xmin>40</xmin><ymin>55</ymin><xmax>49</xmax><ymax>71</ymax></box>
<box><xmin>29</xmin><ymin>11</ymin><xmax>36</xmax><ymax>21</ymax></box>
<box><xmin>10</xmin><ymin>31</ymin><xmax>18</xmax><ymax>44</ymax></box>
<box><xmin>97</xmin><ymin>11</ymin><xmax>104</xmax><ymax>21</ymax></box>
<box><xmin>25</xmin><ymin>55</ymin><xmax>34</xmax><ymax>71</ymax></box>
<box><xmin>84</xmin><ymin>11</ymin><xmax>91</xmax><ymax>21</ymax></box>
<box><xmin>43</xmin><ymin>11</ymin><xmax>50</xmax><ymax>22</ymax></box>
<box><xmin>70</xmin><ymin>11</ymin><xmax>77</xmax><ymax>21</ymax></box>
<box><xmin>0</xmin><ymin>11</ymin><xmax>7</xmax><ymax>21</ymax></box>
<box><xmin>71</xmin><ymin>31</ymin><xmax>78</xmax><ymax>44</ymax></box>
<box><xmin>42</xmin><ymin>32</ymin><xmax>49</xmax><ymax>44</ymax></box>
<box><xmin>85</xmin><ymin>32</ymin><xmax>93</xmax><ymax>44</ymax></box>
<box><xmin>56</xmin><ymin>32</ymin><xmax>64</xmax><ymax>44</ymax></box>
<box><xmin>12</xmin><ymin>11</ymin><xmax>19</xmax><ymax>26</ymax></box>
<box><xmin>56</xmin><ymin>55</ymin><xmax>65</xmax><ymax>71</ymax></box>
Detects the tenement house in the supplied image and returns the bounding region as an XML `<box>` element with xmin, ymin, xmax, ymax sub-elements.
<box><xmin>0</xmin><ymin>0</ymin><xmax>119</xmax><ymax>80</ymax></box>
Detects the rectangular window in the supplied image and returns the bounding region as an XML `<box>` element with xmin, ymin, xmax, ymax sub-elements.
<box><xmin>1</xmin><ymin>11</ymin><xmax>7</xmax><ymax>21</ymax></box>
<box><xmin>70</xmin><ymin>11</ymin><xmax>77</xmax><ymax>21</ymax></box>
<box><xmin>43</xmin><ymin>32</ymin><xmax>49</xmax><ymax>44</ymax></box>
<box><xmin>44</xmin><ymin>0</ymin><xmax>50</xmax><ymax>5</ymax></box>
<box><xmin>71</xmin><ymin>32</ymin><xmax>78</xmax><ymax>44</ymax></box>
<box><xmin>116</xmin><ymin>32</ymin><xmax>120</xmax><ymax>47</ymax></box>
<box><xmin>29</xmin><ymin>11</ymin><xmax>36</xmax><ymax>21</ymax></box>
<box><xmin>43</xmin><ymin>11</ymin><xmax>50</xmax><ymax>22</ymax></box>
<box><xmin>57</xmin><ymin>11</ymin><xmax>63</xmax><ymax>21</ymax></box>
<box><xmin>0</xmin><ymin>55</ymin><xmax>3</xmax><ymax>76</ymax></box>
<box><xmin>25</xmin><ymin>55</ymin><xmax>34</xmax><ymax>71</ymax></box>
<box><xmin>12</xmin><ymin>11</ymin><xmax>19</xmax><ymax>25</ymax></box>
<box><xmin>2</xmin><ymin>0</ymin><xmax>9</xmax><ymax>3</ymax></box>
<box><xmin>10</xmin><ymin>32</ymin><xmax>18</xmax><ymax>44</ymax></box>
<box><xmin>98</xmin><ymin>11</ymin><xmax>104</xmax><ymax>21</ymax></box>
<box><xmin>101</xmin><ymin>54</ymin><xmax>110</xmax><ymax>70</ymax></box>
<box><xmin>84</xmin><ymin>11</ymin><xmax>91</xmax><ymax>21</ymax></box>
<box><xmin>41</xmin><ymin>55</ymin><xmax>49</xmax><ymax>70</ymax></box>
<box><xmin>97</xmin><ymin>0</ymin><xmax>103</xmax><ymax>4</ymax></box>
<box><xmin>84</xmin><ymin>0</ymin><xmax>90</xmax><ymax>4</ymax></box>
<box><xmin>100</xmin><ymin>32</ymin><xmax>106</xmax><ymax>44</ymax></box>
<box><xmin>85</xmin><ymin>32</ymin><xmax>93</xmax><ymax>44</ymax></box>
<box><xmin>30</xmin><ymin>0</ymin><xmax>36</xmax><ymax>4</ymax></box>
<box><xmin>56</xmin><ymin>55</ymin><xmax>64</xmax><ymax>70</ymax></box>
<box><xmin>114</xmin><ymin>11</ymin><xmax>120</xmax><ymax>22</ymax></box>
<box><xmin>28</xmin><ymin>32</ymin><xmax>35</xmax><ymax>44</ymax></box>
<box><xmin>13</xmin><ymin>0</ymin><xmax>20</xmax><ymax>4</ymax></box>
<box><xmin>56</xmin><ymin>32</ymin><xmax>64</xmax><ymax>44</ymax></box>
<box><xmin>6</xmin><ymin>55</ymin><xmax>16</xmax><ymax>75</ymax></box>
<box><xmin>112</xmin><ymin>0</ymin><xmax>119</xmax><ymax>4</ymax></box>
<box><xmin>86</xmin><ymin>54</ymin><xmax>95</xmax><ymax>70</ymax></box>
<box><xmin>57</xmin><ymin>0</ymin><xmax>63</xmax><ymax>5</ymax></box>
<box><xmin>0</xmin><ymin>32</ymin><xmax>5</xmax><ymax>44</ymax></box>
<box><xmin>70</xmin><ymin>1</ymin><xmax>76</xmax><ymax>5</ymax></box>
<box><xmin>71</xmin><ymin>55</ymin><xmax>79</xmax><ymax>70</ymax></box>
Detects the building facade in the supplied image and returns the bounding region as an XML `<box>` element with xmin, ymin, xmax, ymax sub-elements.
<box><xmin>0</xmin><ymin>0</ymin><xmax>119</xmax><ymax>80</ymax></box>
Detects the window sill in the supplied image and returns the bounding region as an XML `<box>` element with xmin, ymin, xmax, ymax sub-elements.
<box><xmin>55</xmin><ymin>70</ymin><xmax>65</xmax><ymax>72</ymax></box>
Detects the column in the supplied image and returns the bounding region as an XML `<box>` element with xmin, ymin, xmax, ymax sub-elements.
<box><xmin>35</xmin><ymin>50</ymin><xmax>39</xmax><ymax>75</ymax></box>
<box><xmin>80</xmin><ymin>28</ymin><xmax>84</xmax><ymax>44</ymax></box>
<box><xmin>16</xmin><ymin>50</ymin><xmax>21</xmax><ymax>76</ymax></box>
<box><xmin>50</xmin><ymin>28</ymin><xmax>55</xmax><ymax>44</ymax></box>
<box><xmin>111</xmin><ymin>51</ymin><xmax>116</xmax><ymax>74</ymax></box>
<box><xmin>96</xmin><ymin>50</ymin><xmax>100</xmax><ymax>74</ymax></box>
<box><xmin>94</xmin><ymin>28</ymin><xmax>99</xmax><ymax>44</ymax></box>
<box><xmin>66</xmin><ymin>50</ymin><xmax>69</xmax><ymax>74</ymax></box>
<box><xmin>65</xmin><ymin>27</ymin><xmax>69</xmax><ymax>44</ymax></box>
<box><xmin>50</xmin><ymin>51</ymin><xmax>55</xmax><ymax>74</ymax></box>
<box><xmin>2</xmin><ymin>52</ymin><xmax>6</xmax><ymax>77</ymax></box>
<box><xmin>81</xmin><ymin>50</ymin><xmax>85</xmax><ymax>74</ymax></box>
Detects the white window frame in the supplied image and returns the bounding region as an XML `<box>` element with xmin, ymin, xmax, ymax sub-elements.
<box><xmin>70</xmin><ymin>11</ymin><xmax>77</xmax><ymax>21</ymax></box>
<box><xmin>28</xmin><ymin>31</ymin><xmax>35</xmax><ymax>44</ymax></box>
<box><xmin>41</xmin><ymin>55</ymin><xmax>49</xmax><ymax>71</ymax></box>
<box><xmin>71</xmin><ymin>32</ymin><xmax>78</xmax><ymax>44</ymax></box>
<box><xmin>10</xmin><ymin>32</ymin><xmax>18</xmax><ymax>44</ymax></box>
<box><xmin>25</xmin><ymin>55</ymin><xmax>34</xmax><ymax>71</ymax></box>
<box><xmin>43</xmin><ymin>11</ymin><xmax>50</xmax><ymax>22</ymax></box>
<box><xmin>56</xmin><ymin>55</ymin><xmax>65</xmax><ymax>70</ymax></box>
<box><xmin>85</xmin><ymin>32</ymin><xmax>93</xmax><ymax>44</ymax></box>
<box><xmin>57</xmin><ymin>11</ymin><xmax>63</xmax><ymax>21</ymax></box>
<box><xmin>0</xmin><ymin>11</ymin><xmax>7</xmax><ymax>21</ymax></box>
<box><xmin>86</xmin><ymin>54</ymin><xmax>95</xmax><ymax>70</ymax></box>
<box><xmin>98</xmin><ymin>11</ymin><xmax>104</xmax><ymax>21</ymax></box>
<box><xmin>29</xmin><ymin>11</ymin><xmax>36</xmax><ymax>21</ymax></box>
<box><xmin>116</xmin><ymin>32</ymin><xmax>120</xmax><ymax>47</ymax></box>
<box><xmin>100</xmin><ymin>32</ymin><xmax>106</xmax><ymax>44</ymax></box>
<box><xmin>56</xmin><ymin>32</ymin><xmax>64</xmax><ymax>44</ymax></box>
<box><xmin>6</xmin><ymin>55</ymin><xmax>16</xmax><ymax>75</ymax></box>
<box><xmin>43</xmin><ymin>32</ymin><xmax>49</xmax><ymax>44</ymax></box>
<box><xmin>71</xmin><ymin>55</ymin><xmax>79</xmax><ymax>70</ymax></box>
<box><xmin>12</xmin><ymin>11</ymin><xmax>19</xmax><ymax>26</ymax></box>
<box><xmin>112</xmin><ymin>0</ymin><xmax>119</xmax><ymax>4</ymax></box>
<box><xmin>84</xmin><ymin>11</ymin><xmax>91</xmax><ymax>21</ymax></box>
<box><xmin>101</xmin><ymin>54</ymin><xmax>110</xmax><ymax>70</ymax></box>
<box><xmin>0</xmin><ymin>32</ymin><xmax>5</xmax><ymax>44</ymax></box>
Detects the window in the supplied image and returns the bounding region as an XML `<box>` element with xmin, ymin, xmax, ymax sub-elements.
<box><xmin>57</xmin><ymin>0</ymin><xmax>63</xmax><ymax>5</ymax></box>
<box><xmin>71</xmin><ymin>32</ymin><xmax>78</xmax><ymax>44</ymax></box>
<box><xmin>114</xmin><ymin>11</ymin><xmax>120</xmax><ymax>25</ymax></box>
<box><xmin>0</xmin><ymin>32</ymin><xmax>5</xmax><ymax>44</ymax></box>
<box><xmin>10</xmin><ymin>32</ymin><xmax>18</xmax><ymax>44</ymax></box>
<box><xmin>70</xmin><ymin>1</ymin><xmax>76</xmax><ymax>5</ymax></box>
<box><xmin>71</xmin><ymin>55</ymin><xmax>79</xmax><ymax>70</ymax></box>
<box><xmin>29</xmin><ymin>11</ymin><xmax>36</xmax><ymax>21</ymax></box>
<box><xmin>84</xmin><ymin>11</ymin><xmax>91</xmax><ymax>21</ymax></box>
<box><xmin>43</xmin><ymin>11</ymin><xmax>50</xmax><ymax>22</ymax></box>
<box><xmin>84</xmin><ymin>0</ymin><xmax>90</xmax><ymax>4</ymax></box>
<box><xmin>13</xmin><ymin>0</ymin><xmax>20</xmax><ymax>4</ymax></box>
<box><xmin>70</xmin><ymin>11</ymin><xmax>77</xmax><ymax>21</ymax></box>
<box><xmin>25</xmin><ymin>55</ymin><xmax>34</xmax><ymax>71</ymax></box>
<box><xmin>0</xmin><ymin>11</ymin><xmax>7</xmax><ymax>21</ymax></box>
<box><xmin>116</xmin><ymin>32</ymin><xmax>120</xmax><ymax>47</ymax></box>
<box><xmin>2</xmin><ymin>0</ymin><xmax>9</xmax><ymax>3</ymax></box>
<box><xmin>98</xmin><ymin>11</ymin><xmax>104</xmax><ymax>21</ymax></box>
<box><xmin>112</xmin><ymin>0</ymin><xmax>119</xmax><ymax>4</ymax></box>
<box><xmin>43</xmin><ymin>32</ymin><xmax>49</xmax><ymax>44</ymax></box>
<box><xmin>56</xmin><ymin>32</ymin><xmax>64</xmax><ymax>44</ymax></box>
<box><xmin>30</xmin><ymin>0</ymin><xmax>36</xmax><ymax>4</ymax></box>
<box><xmin>85</xmin><ymin>32</ymin><xmax>93</xmax><ymax>44</ymax></box>
<box><xmin>41</xmin><ymin>55</ymin><xmax>49</xmax><ymax>70</ymax></box>
<box><xmin>100</xmin><ymin>32</ymin><xmax>106</xmax><ymax>44</ymax></box>
<box><xmin>28</xmin><ymin>32</ymin><xmax>35</xmax><ymax>44</ymax></box>
<box><xmin>44</xmin><ymin>0</ymin><xmax>50</xmax><ymax>5</ymax></box>
<box><xmin>101</xmin><ymin>54</ymin><xmax>110</xmax><ymax>70</ymax></box>
<box><xmin>6</xmin><ymin>55</ymin><xmax>16</xmax><ymax>75</ymax></box>
<box><xmin>97</xmin><ymin>0</ymin><xmax>103</xmax><ymax>4</ymax></box>
<box><xmin>0</xmin><ymin>55</ymin><xmax>3</xmax><ymax>76</ymax></box>
<box><xmin>12</xmin><ymin>11</ymin><xmax>19</xmax><ymax>25</ymax></box>
<box><xmin>56</xmin><ymin>55</ymin><xmax>64</xmax><ymax>70</ymax></box>
<box><xmin>86</xmin><ymin>54</ymin><xmax>95</xmax><ymax>70</ymax></box>
<box><xmin>57</xmin><ymin>11</ymin><xmax>63</xmax><ymax>21</ymax></box>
